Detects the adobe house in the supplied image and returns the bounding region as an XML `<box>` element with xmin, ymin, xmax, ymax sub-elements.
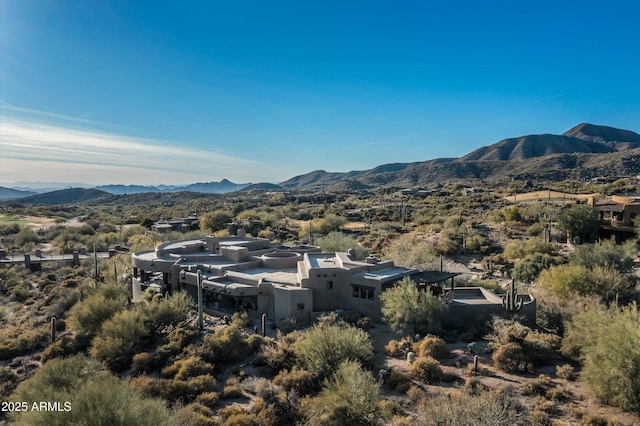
<box><xmin>592</xmin><ymin>195</ymin><xmax>640</xmax><ymax>240</ymax></box>
<box><xmin>131</xmin><ymin>234</ymin><xmax>535</xmax><ymax>325</ymax></box>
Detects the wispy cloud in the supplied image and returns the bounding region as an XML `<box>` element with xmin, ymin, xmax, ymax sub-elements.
<box><xmin>0</xmin><ymin>116</ymin><xmax>292</xmax><ymax>185</ymax></box>
<box><xmin>537</xmin><ymin>93</ymin><xmax>566</xmax><ymax>102</ymax></box>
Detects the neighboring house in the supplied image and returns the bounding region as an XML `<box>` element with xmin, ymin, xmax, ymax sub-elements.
<box><xmin>131</xmin><ymin>232</ymin><xmax>535</xmax><ymax>325</ymax></box>
<box><xmin>151</xmin><ymin>217</ymin><xmax>199</xmax><ymax>233</ymax></box>
<box><xmin>593</xmin><ymin>195</ymin><xmax>640</xmax><ymax>237</ymax></box>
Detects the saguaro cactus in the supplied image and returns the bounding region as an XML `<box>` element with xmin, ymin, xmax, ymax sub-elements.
<box><xmin>197</xmin><ymin>270</ymin><xmax>204</xmax><ymax>330</ymax></box>
<box><xmin>50</xmin><ymin>316</ymin><xmax>56</xmax><ymax>343</ymax></box>
<box><xmin>261</xmin><ymin>313</ymin><xmax>267</xmax><ymax>337</ymax></box>
<box><xmin>502</xmin><ymin>279</ymin><xmax>523</xmax><ymax>313</ymax></box>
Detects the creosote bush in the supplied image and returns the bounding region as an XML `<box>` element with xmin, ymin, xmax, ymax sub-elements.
<box><xmin>411</xmin><ymin>356</ymin><xmax>443</xmax><ymax>383</ymax></box>
<box><xmin>412</xmin><ymin>336</ymin><xmax>448</xmax><ymax>359</ymax></box>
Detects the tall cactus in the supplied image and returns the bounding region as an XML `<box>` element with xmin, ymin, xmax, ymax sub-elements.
<box><xmin>197</xmin><ymin>270</ymin><xmax>204</xmax><ymax>331</ymax></box>
<box><xmin>502</xmin><ymin>279</ymin><xmax>523</xmax><ymax>313</ymax></box>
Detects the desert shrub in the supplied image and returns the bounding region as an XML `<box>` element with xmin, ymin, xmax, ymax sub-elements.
<box><xmin>538</xmin><ymin>261</ymin><xmax>635</xmax><ymax>304</ymax></box>
<box><xmin>303</xmin><ymin>360</ymin><xmax>381</xmax><ymax>426</ymax></box>
<box><xmin>46</xmin><ymin>287</ymin><xmax>81</xmax><ymax>318</ymax></box>
<box><xmin>67</xmin><ymin>285</ymin><xmax>127</xmax><ymax>336</ymax></box>
<box><xmin>492</xmin><ymin>342</ymin><xmax>532</xmax><ymax>373</ymax></box>
<box><xmin>195</xmin><ymin>391</ymin><xmax>219</xmax><ymax>408</ymax></box>
<box><xmin>385</xmin><ymin>337</ymin><xmax>414</xmax><ymax>357</ymax></box>
<box><xmin>486</xmin><ymin>317</ymin><xmax>560</xmax><ymax>373</ymax></box>
<box><xmin>388</xmin><ymin>369</ymin><xmax>412</xmax><ymax>393</ymax></box>
<box><xmin>273</xmin><ymin>366</ymin><xmax>317</xmax><ymax>395</ymax></box>
<box><xmin>294</xmin><ymin>321</ymin><xmax>373</xmax><ymax>378</ymax></box>
<box><xmin>199</xmin><ymin>316</ymin><xmax>252</xmax><ymax>365</ymax></box>
<box><xmin>534</xmin><ymin>289</ymin><xmax>600</xmax><ymax>335</ymax></box>
<box><xmin>529</xmin><ymin>409</ymin><xmax>552</xmax><ymax>426</ymax></box>
<box><xmin>412</xmin><ymin>336</ymin><xmax>448</xmax><ymax>359</ymax></box>
<box><xmin>411</xmin><ymin>356</ymin><xmax>443</xmax><ymax>383</ymax></box>
<box><xmin>378</xmin><ymin>398</ymin><xmax>405</xmax><ymax>420</ymax></box>
<box><xmin>41</xmin><ymin>334</ymin><xmax>88</xmax><ymax>363</ymax></box>
<box><xmin>218</xmin><ymin>405</ymin><xmax>259</xmax><ymax>426</ymax></box>
<box><xmin>173</xmin><ymin>402</ymin><xmax>220</xmax><ymax>426</ymax></box>
<box><xmin>131</xmin><ymin>351</ymin><xmax>155</xmax><ymax>374</ymax></box>
<box><xmin>0</xmin><ymin>366</ymin><xmax>18</xmax><ymax>397</ymax></box>
<box><xmin>145</xmin><ymin>291</ymin><xmax>191</xmax><ymax>331</ymax></box>
<box><xmin>570</xmin><ymin>239</ymin><xmax>635</xmax><ymax>274</ymax></box>
<box><xmin>251</xmin><ymin>387</ymin><xmax>304</xmax><ymax>426</ymax></box>
<box><xmin>555</xmin><ymin>364</ymin><xmax>575</xmax><ymax>381</ymax></box>
<box><xmin>246</xmin><ymin>333</ymin><xmax>268</xmax><ymax>352</ymax></box>
<box><xmin>512</xmin><ymin>253</ymin><xmax>558</xmax><ymax>283</ymax></box>
<box><xmin>0</xmin><ymin>323</ymin><xmax>49</xmax><ymax>361</ymax></box>
<box><xmin>9</xmin><ymin>355</ymin><xmax>172</xmax><ymax>426</ymax></box>
<box><xmin>316</xmin><ymin>232</ymin><xmax>369</xmax><ymax>259</ymax></box>
<box><xmin>166</xmin><ymin>324</ymin><xmax>199</xmax><ymax>349</ymax></box>
<box><xmin>163</xmin><ymin>356</ymin><xmax>214</xmax><ymax>381</ymax></box>
<box><xmin>90</xmin><ymin>307</ymin><xmax>151</xmax><ymax>371</ymax></box>
<box><xmin>221</xmin><ymin>384</ymin><xmax>244</xmax><ymax>399</ymax></box>
<box><xmin>562</xmin><ymin>303</ymin><xmax>640</xmax><ymax>412</ymax></box>
<box><xmin>415</xmin><ymin>389</ymin><xmax>527</xmax><ymax>425</ymax></box>
<box><xmin>382</xmin><ymin>233</ymin><xmax>438</xmax><ymax>270</ymax></box>
<box><xmin>380</xmin><ymin>277</ymin><xmax>447</xmax><ymax>333</ymax></box>
<box><xmin>258</xmin><ymin>330</ymin><xmax>302</xmax><ymax>371</ymax></box>
<box><xmin>578</xmin><ymin>413</ymin><xmax>623</xmax><ymax>426</ymax></box>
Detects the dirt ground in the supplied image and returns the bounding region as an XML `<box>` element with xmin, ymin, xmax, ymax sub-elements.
<box><xmin>367</xmin><ymin>323</ymin><xmax>640</xmax><ymax>425</ymax></box>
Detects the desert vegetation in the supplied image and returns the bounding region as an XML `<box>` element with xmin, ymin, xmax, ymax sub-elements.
<box><xmin>1</xmin><ymin>179</ymin><xmax>639</xmax><ymax>425</ymax></box>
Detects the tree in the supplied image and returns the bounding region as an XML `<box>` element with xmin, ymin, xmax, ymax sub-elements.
<box><xmin>569</xmin><ymin>238</ymin><xmax>635</xmax><ymax>274</ymax></box>
<box><xmin>303</xmin><ymin>360</ymin><xmax>381</xmax><ymax>426</ymax></box>
<box><xmin>200</xmin><ymin>210</ymin><xmax>232</xmax><ymax>233</ymax></box>
<box><xmin>382</xmin><ymin>234</ymin><xmax>437</xmax><ymax>270</ymax></box>
<box><xmin>315</xmin><ymin>232</ymin><xmax>369</xmax><ymax>259</ymax></box>
<box><xmin>556</xmin><ymin>203</ymin><xmax>598</xmax><ymax>243</ymax></box>
<box><xmin>562</xmin><ymin>303</ymin><xmax>640</xmax><ymax>412</ymax></box>
<box><xmin>379</xmin><ymin>277</ymin><xmax>447</xmax><ymax>333</ymax></box>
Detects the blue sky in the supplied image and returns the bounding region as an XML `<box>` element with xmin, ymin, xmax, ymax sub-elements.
<box><xmin>1</xmin><ymin>0</ymin><xmax>639</xmax><ymax>186</ymax></box>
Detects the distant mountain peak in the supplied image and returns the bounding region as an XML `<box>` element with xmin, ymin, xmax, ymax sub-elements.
<box><xmin>563</xmin><ymin>123</ymin><xmax>640</xmax><ymax>144</ymax></box>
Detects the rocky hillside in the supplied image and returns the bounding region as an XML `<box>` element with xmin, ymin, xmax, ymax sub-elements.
<box><xmin>280</xmin><ymin>124</ymin><xmax>640</xmax><ymax>189</ymax></box>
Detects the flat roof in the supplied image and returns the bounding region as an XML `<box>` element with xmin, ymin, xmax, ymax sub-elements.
<box><xmin>307</xmin><ymin>253</ymin><xmax>339</xmax><ymax>269</ymax></box>
<box><xmin>354</xmin><ymin>267</ymin><xmax>412</xmax><ymax>281</ymax></box>
<box><xmin>229</xmin><ymin>267</ymin><xmax>299</xmax><ymax>285</ymax></box>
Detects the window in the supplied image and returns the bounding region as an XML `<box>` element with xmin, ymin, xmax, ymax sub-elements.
<box><xmin>297</xmin><ymin>303</ymin><xmax>305</xmax><ymax>311</ymax></box>
<box><xmin>352</xmin><ymin>285</ymin><xmax>374</xmax><ymax>300</ymax></box>
<box><xmin>326</xmin><ymin>281</ymin><xmax>333</xmax><ymax>289</ymax></box>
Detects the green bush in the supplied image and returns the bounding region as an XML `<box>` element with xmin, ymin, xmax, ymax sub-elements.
<box><xmin>380</xmin><ymin>277</ymin><xmax>447</xmax><ymax>333</ymax></box>
<box><xmin>67</xmin><ymin>285</ymin><xmax>127</xmax><ymax>336</ymax></box>
<box><xmin>294</xmin><ymin>322</ymin><xmax>373</xmax><ymax>378</ymax></box>
<box><xmin>90</xmin><ymin>307</ymin><xmax>151</xmax><ymax>371</ymax></box>
<box><xmin>145</xmin><ymin>291</ymin><xmax>191</xmax><ymax>331</ymax></box>
<box><xmin>562</xmin><ymin>303</ymin><xmax>640</xmax><ymax>412</ymax></box>
<box><xmin>9</xmin><ymin>355</ymin><xmax>172</xmax><ymax>426</ymax></box>
<box><xmin>303</xmin><ymin>360</ymin><xmax>381</xmax><ymax>426</ymax></box>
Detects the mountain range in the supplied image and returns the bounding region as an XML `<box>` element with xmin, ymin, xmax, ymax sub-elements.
<box><xmin>2</xmin><ymin>123</ymin><xmax>639</xmax><ymax>202</ymax></box>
